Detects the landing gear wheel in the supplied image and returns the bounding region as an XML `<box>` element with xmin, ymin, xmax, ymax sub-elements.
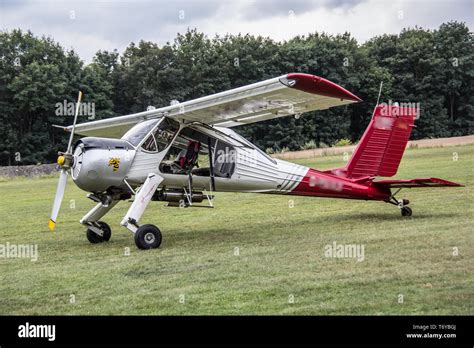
<box><xmin>134</xmin><ymin>224</ymin><xmax>162</xmax><ymax>250</ymax></box>
<box><xmin>86</xmin><ymin>221</ymin><xmax>112</xmax><ymax>243</ymax></box>
<box><xmin>401</xmin><ymin>206</ymin><xmax>412</xmax><ymax>217</ymax></box>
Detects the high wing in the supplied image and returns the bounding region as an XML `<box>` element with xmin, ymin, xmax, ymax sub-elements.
<box><xmin>58</xmin><ymin>73</ymin><xmax>362</xmax><ymax>138</ymax></box>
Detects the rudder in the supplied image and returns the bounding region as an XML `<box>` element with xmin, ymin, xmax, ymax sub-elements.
<box><xmin>344</xmin><ymin>105</ymin><xmax>418</xmax><ymax>178</ymax></box>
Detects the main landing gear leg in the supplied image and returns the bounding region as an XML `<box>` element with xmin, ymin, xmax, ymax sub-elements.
<box><xmin>121</xmin><ymin>173</ymin><xmax>164</xmax><ymax>250</ymax></box>
<box><xmin>387</xmin><ymin>188</ymin><xmax>412</xmax><ymax>217</ymax></box>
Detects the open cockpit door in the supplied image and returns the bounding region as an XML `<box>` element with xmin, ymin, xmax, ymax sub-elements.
<box><xmin>159</xmin><ymin>124</ymin><xmax>237</xmax><ymax>180</ymax></box>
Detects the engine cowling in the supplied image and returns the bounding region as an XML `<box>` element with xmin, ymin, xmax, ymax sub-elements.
<box><xmin>71</xmin><ymin>137</ymin><xmax>135</xmax><ymax>193</ymax></box>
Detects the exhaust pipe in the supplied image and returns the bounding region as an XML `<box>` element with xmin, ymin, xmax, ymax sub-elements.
<box><xmin>152</xmin><ymin>189</ymin><xmax>207</xmax><ymax>203</ymax></box>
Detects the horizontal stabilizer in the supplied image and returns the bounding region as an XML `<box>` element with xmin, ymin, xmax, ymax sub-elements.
<box><xmin>373</xmin><ymin>177</ymin><xmax>463</xmax><ymax>188</ymax></box>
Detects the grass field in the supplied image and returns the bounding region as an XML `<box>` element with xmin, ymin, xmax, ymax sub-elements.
<box><xmin>0</xmin><ymin>145</ymin><xmax>472</xmax><ymax>315</ymax></box>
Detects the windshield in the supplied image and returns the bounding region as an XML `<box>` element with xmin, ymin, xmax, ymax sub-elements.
<box><xmin>122</xmin><ymin>119</ymin><xmax>161</xmax><ymax>146</ymax></box>
<box><xmin>138</xmin><ymin>117</ymin><xmax>180</xmax><ymax>153</ymax></box>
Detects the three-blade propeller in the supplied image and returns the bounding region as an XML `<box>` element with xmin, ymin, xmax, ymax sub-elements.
<box><xmin>49</xmin><ymin>91</ymin><xmax>83</xmax><ymax>231</ymax></box>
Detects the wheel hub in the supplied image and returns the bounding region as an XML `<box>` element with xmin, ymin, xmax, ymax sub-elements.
<box><xmin>144</xmin><ymin>232</ymin><xmax>156</xmax><ymax>244</ymax></box>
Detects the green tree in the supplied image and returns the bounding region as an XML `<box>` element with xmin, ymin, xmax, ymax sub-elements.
<box><xmin>0</xmin><ymin>23</ymin><xmax>472</xmax><ymax>165</ymax></box>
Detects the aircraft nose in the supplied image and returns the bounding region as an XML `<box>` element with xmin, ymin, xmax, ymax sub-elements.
<box><xmin>70</xmin><ymin>138</ymin><xmax>134</xmax><ymax>193</ymax></box>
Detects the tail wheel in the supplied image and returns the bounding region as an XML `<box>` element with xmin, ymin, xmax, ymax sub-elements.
<box><xmin>134</xmin><ymin>224</ymin><xmax>162</xmax><ymax>250</ymax></box>
<box><xmin>86</xmin><ymin>221</ymin><xmax>112</xmax><ymax>243</ymax></box>
<box><xmin>401</xmin><ymin>206</ymin><xmax>412</xmax><ymax>217</ymax></box>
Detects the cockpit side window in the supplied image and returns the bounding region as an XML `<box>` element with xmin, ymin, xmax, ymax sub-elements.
<box><xmin>141</xmin><ymin>133</ymin><xmax>158</xmax><ymax>152</ymax></box>
<box><xmin>153</xmin><ymin>117</ymin><xmax>180</xmax><ymax>152</ymax></box>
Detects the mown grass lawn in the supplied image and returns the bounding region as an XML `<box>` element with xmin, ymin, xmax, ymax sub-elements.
<box><xmin>0</xmin><ymin>145</ymin><xmax>472</xmax><ymax>315</ymax></box>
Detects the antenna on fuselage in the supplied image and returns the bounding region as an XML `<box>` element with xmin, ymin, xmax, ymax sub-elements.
<box><xmin>372</xmin><ymin>81</ymin><xmax>384</xmax><ymax>115</ymax></box>
<box><xmin>376</xmin><ymin>81</ymin><xmax>383</xmax><ymax>106</ymax></box>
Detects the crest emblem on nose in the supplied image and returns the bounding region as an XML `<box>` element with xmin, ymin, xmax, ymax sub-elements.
<box><xmin>108</xmin><ymin>157</ymin><xmax>121</xmax><ymax>171</ymax></box>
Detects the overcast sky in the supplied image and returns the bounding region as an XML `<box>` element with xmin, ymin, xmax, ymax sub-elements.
<box><xmin>1</xmin><ymin>0</ymin><xmax>472</xmax><ymax>63</ymax></box>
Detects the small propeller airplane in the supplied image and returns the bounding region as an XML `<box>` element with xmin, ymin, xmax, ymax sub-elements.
<box><xmin>49</xmin><ymin>73</ymin><xmax>462</xmax><ymax>249</ymax></box>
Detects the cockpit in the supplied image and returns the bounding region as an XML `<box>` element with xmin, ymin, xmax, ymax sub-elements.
<box><xmin>121</xmin><ymin>117</ymin><xmax>239</xmax><ymax>181</ymax></box>
<box><xmin>159</xmin><ymin>125</ymin><xmax>236</xmax><ymax>178</ymax></box>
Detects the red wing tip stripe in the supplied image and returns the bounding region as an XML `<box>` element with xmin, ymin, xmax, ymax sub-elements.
<box><xmin>284</xmin><ymin>73</ymin><xmax>362</xmax><ymax>102</ymax></box>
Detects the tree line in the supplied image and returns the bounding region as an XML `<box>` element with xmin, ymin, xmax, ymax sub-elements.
<box><xmin>0</xmin><ymin>22</ymin><xmax>472</xmax><ymax>165</ymax></box>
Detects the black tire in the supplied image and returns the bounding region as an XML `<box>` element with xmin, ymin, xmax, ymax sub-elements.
<box><xmin>86</xmin><ymin>221</ymin><xmax>111</xmax><ymax>243</ymax></box>
<box><xmin>97</xmin><ymin>221</ymin><xmax>112</xmax><ymax>241</ymax></box>
<box><xmin>134</xmin><ymin>224</ymin><xmax>162</xmax><ymax>250</ymax></box>
<box><xmin>401</xmin><ymin>206</ymin><xmax>412</xmax><ymax>217</ymax></box>
<box><xmin>86</xmin><ymin>228</ymin><xmax>102</xmax><ymax>243</ymax></box>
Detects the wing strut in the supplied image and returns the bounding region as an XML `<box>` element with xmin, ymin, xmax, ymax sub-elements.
<box><xmin>208</xmin><ymin>137</ymin><xmax>216</xmax><ymax>192</ymax></box>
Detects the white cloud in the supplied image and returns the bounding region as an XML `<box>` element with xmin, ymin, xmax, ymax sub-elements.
<box><xmin>191</xmin><ymin>0</ymin><xmax>472</xmax><ymax>43</ymax></box>
<box><xmin>1</xmin><ymin>0</ymin><xmax>472</xmax><ymax>63</ymax></box>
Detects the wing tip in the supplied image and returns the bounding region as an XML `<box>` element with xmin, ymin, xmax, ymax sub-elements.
<box><xmin>285</xmin><ymin>73</ymin><xmax>362</xmax><ymax>102</ymax></box>
<box><xmin>431</xmin><ymin>177</ymin><xmax>464</xmax><ymax>187</ymax></box>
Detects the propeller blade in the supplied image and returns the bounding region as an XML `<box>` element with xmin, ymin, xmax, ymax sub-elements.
<box><xmin>49</xmin><ymin>169</ymin><xmax>68</xmax><ymax>231</ymax></box>
<box><xmin>66</xmin><ymin>90</ymin><xmax>83</xmax><ymax>154</ymax></box>
<box><xmin>49</xmin><ymin>90</ymin><xmax>82</xmax><ymax>231</ymax></box>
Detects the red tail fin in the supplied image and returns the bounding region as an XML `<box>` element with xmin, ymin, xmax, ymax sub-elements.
<box><xmin>343</xmin><ymin>105</ymin><xmax>418</xmax><ymax>178</ymax></box>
